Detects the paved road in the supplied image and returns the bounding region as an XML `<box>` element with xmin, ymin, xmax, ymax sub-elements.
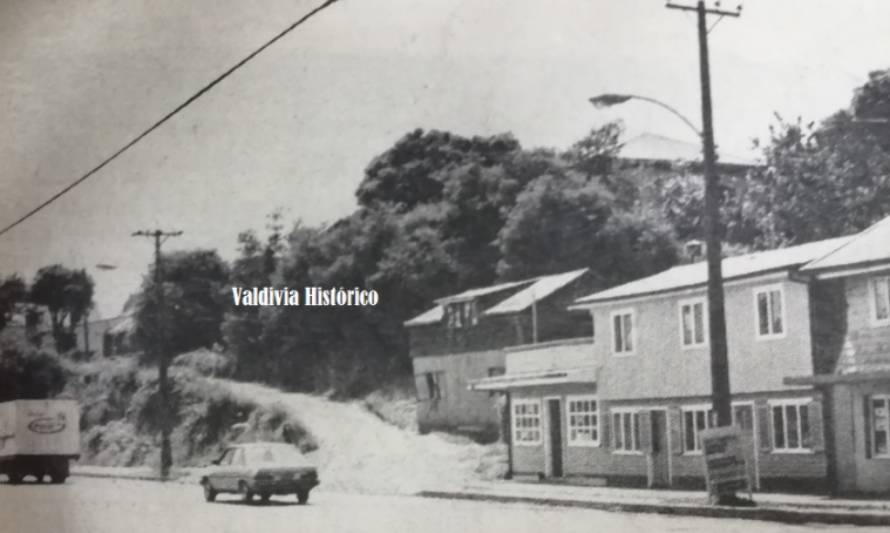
<box><xmin>0</xmin><ymin>477</ymin><xmax>883</xmax><ymax>533</ymax></box>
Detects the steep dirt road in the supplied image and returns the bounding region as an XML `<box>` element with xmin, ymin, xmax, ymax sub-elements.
<box><xmin>218</xmin><ymin>380</ymin><xmax>504</xmax><ymax>495</ymax></box>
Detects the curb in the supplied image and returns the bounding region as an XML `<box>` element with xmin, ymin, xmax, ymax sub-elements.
<box><xmin>417</xmin><ymin>490</ymin><xmax>890</xmax><ymax>527</ymax></box>
<box><xmin>71</xmin><ymin>470</ymin><xmax>191</xmax><ymax>483</ymax></box>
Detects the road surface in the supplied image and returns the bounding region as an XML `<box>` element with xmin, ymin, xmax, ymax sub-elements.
<box><xmin>0</xmin><ymin>477</ymin><xmax>882</xmax><ymax>533</ymax></box>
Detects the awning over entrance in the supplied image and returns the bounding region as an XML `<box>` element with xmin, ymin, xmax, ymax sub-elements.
<box><xmin>468</xmin><ymin>365</ymin><xmax>597</xmax><ymax>391</ymax></box>
<box><xmin>785</xmin><ymin>368</ymin><xmax>890</xmax><ymax>386</ymax></box>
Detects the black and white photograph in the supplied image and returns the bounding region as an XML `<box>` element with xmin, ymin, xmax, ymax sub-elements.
<box><xmin>2</xmin><ymin>1</ymin><xmax>890</xmax><ymax>531</ymax></box>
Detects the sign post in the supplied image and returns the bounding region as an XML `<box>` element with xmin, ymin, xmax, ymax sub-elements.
<box><xmin>700</xmin><ymin>425</ymin><xmax>753</xmax><ymax>505</ymax></box>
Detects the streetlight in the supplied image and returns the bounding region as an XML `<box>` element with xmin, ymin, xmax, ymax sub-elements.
<box><xmin>589</xmin><ymin>92</ymin><xmax>733</xmax><ymax>429</ymax></box>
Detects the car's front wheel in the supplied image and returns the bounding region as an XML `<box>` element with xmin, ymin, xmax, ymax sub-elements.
<box><xmin>202</xmin><ymin>480</ymin><xmax>216</xmax><ymax>502</ymax></box>
<box><xmin>296</xmin><ymin>489</ymin><xmax>309</xmax><ymax>505</ymax></box>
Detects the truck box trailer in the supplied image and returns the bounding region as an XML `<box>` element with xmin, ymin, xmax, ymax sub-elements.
<box><xmin>0</xmin><ymin>399</ymin><xmax>80</xmax><ymax>484</ymax></box>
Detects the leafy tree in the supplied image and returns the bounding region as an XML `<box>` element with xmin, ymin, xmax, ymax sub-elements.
<box><xmin>135</xmin><ymin>250</ymin><xmax>230</xmax><ymax>358</ymax></box>
<box><xmin>0</xmin><ymin>339</ymin><xmax>66</xmax><ymax>401</ymax></box>
<box><xmin>29</xmin><ymin>265</ymin><xmax>94</xmax><ymax>352</ymax></box>
<box><xmin>497</xmin><ymin>174</ymin><xmax>678</xmax><ymax>284</ymax></box>
<box><xmin>0</xmin><ymin>275</ymin><xmax>27</xmax><ymax>330</ymax></box>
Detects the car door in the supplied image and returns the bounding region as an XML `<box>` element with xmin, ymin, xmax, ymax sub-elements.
<box><xmin>230</xmin><ymin>448</ymin><xmax>250</xmax><ymax>489</ymax></box>
<box><xmin>209</xmin><ymin>448</ymin><xmax>235</xmax><ymax>491</ymax></box>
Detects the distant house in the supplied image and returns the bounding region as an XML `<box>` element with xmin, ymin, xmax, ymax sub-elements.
<box><xmin>1</xmin><ymin>303</ymin><xmax>51</xmax><ymax>347</ymax></box>
<box><xmin>472</xmin><ymin>215</ymin><xmax>890</xmax><ymax>495</ymax></box>
<box><xmin>405</xmin><ymin>268</ymin><xmax>594</xmax><ymax>439</ymax></box>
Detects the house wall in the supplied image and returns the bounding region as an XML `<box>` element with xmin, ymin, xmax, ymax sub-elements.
<box><xmin>838</xmin><ymin>273</ymin><xmax>890</xmax><ymax>368</ymax></box>
<box><xmin>413</xmin><ymin>349</ymin><xmax>506</xmax><ymax>435</ymax></box>
<box><xmin>509</xmin><ymin>388</ymin><xmax>828</xmax><ymax>491</ymax></box>
<box><xmin>831</xmin><ymin>381</ymin><xmax>890</xmax><ymax>494</ymax></box>
<box><xmin>591</xmin><ymin>275</ymin><xmax>815</xmax><ymax>400</ymax></box>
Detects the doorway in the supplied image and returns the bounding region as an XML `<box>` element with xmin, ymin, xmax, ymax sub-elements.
<box><xmin>649</xmin><ymin>410</ymin><xmax>670</xmax><ymax>487</ymax></box>
<box><xmin>733</xmin><ymin>403</ymin><xmax>758</xmax><ymax>490</ymax></box>
<box><xmin>547</xmin><ymin>399</ymin><xmax>563</xmax><ymax>478</ymax></box>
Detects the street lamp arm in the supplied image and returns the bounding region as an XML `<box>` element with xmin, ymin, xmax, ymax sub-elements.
<box><xmin>625</xmin><ymin>94</ymin><xmax>703</xmax><ymax>139</ymax></box>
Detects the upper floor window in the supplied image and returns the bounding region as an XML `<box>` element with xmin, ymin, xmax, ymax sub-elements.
<box><xmin>770</xmin><ymin>399</ymin><xmax>811</xmax><ymax>452</ymax></box>
<box><xmin>683</xmin><ymin>405</ymin><xmax>714</xmax><ymax>453</ymax></box>
<box><xmin>445</xmin><ymin>301</ymin><xmax>478</xmax><ymax>329</ymax></box>
<box><xmin>512</xmin><ymin>399</ymin><xmax>542</xmax><ymax>445</ymax></box>
<box><xmin>872</xmin><ymin>276</ymin><xmax>890</xmax><ymax>326</ymax></box>
<box><xmin>611</xmin><ymin>309</ymin><xmax>635</xmax><ymax>355</ymax></box>
<box><xmin>754</xmin><ymin>285</ymin><xmax>785</xmax><ymax>339</ymax></box>
<box><xmin>679</xmin><ymin>298</ymin><xmax>707</xmax><ymax>348</ymax></box>
<box><xmin>567</xmin><ymin>396</ymin><xmax>599</xmax><ymax>447</ymax></box>
<box><xmin>611</xmin><ymin>409</ymin><xmax>641</xmax><ymax>453</ymax></box>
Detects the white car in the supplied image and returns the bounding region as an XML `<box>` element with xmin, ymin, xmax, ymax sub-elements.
<box><xmin>200</xmin><ymin>442</ymin><xmax>319</xmax><ymax>504</ymax></box>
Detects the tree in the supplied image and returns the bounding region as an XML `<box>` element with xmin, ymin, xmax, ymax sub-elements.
<box><xmin>0</xmin><ymin>275</ymin><xmax>27</xmax><ymax>330</ymax></box>
<box><xmin>135</xmin><ymin>250</ymin><xmax>230</xmax><ymax>358</ymax></box>
<box><xmin>497</xmin><ymin>174</ymin><xmax>678</xmax><ymax>285</ymax></box>
<box><xmin>0</xmin><ymin>339</ymin><xmax>66</xmax><ymax>402</ymax></box>
<box><xmin>29</xmin><ymin>265</ymin><xmax>94</xmax><ymax>352</ymax></box>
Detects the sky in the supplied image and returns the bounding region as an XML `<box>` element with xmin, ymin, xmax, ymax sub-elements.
<box><xmin>1</xmin><ymin>0</ymin><xmax>889</xmax><ymax>318</ymax></box>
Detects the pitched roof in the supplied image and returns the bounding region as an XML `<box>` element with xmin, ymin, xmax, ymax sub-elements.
<box><xmin>618</xmin><ymin>133</ymin><xmax>759</xmax><ymax>168</ymax></box>
<box><xmin>404</xmin><ymin>269</ymin><xmax>588</xmax><ymax>327</ymax></box>
<box><xmin>484</xmin><ymin>268</ymin><xmax>588</xmax><ymax>315</ymax></box>
<box><xmin>573</xmin><ymin>236</ymin><xmax>851</xmax><ymax>305</ymax></box>
<box><xmin>800</xmin><ymin>215</ymin><xmax>890</xmax><ymax>274</ymax></box>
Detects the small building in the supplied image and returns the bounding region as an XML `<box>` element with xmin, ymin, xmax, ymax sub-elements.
<box><xmin>405</xmin><ymin>268</ymin><xmax>594</xmax><ymax>439</ymax></box>
<box><xmin>472</xmin><ymin>218</ymin><xmax>890</xmax><ymax>494</ymax></box>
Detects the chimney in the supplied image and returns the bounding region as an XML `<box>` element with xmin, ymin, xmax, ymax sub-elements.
<box><xmin>685</xmin><ymin>239</ymin><xmax>705</xmax><ymax>263</ymax></box>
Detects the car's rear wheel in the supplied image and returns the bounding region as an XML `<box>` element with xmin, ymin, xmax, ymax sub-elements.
<box><xmin>259</xmin><ymin>493</ymin><xmax>271</xmax><ymax>504</ymax></box>
<box><xmin>202</xmin><ymin>480</ymin><xmax>216</xmax><ymax>502</ymax></box>
<box><xmin>296</xmin><ymin>489</ymin><xmax>309</xmax><ymax>504</ymax></box>
<box><xmin>7</xmin><ymin>470</ymin><xmax>24</xmax><ymax>485</ymax></box>
<box><xmin>239</xmin><ymin>481</ymin><xmax>253</xmax><ymax>503</ymax></box>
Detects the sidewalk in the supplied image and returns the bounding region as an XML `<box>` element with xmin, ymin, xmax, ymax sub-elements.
<box><xmin>418</xmin><ymin>480</ymin><xmax>890</xmax><ymax>526</ymax></box>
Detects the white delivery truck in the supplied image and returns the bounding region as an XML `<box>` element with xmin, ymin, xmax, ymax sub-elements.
<box><xmin>0</xmin><ymin>399</ymin><xmax>80</xmax><ymax>484</ymax></box>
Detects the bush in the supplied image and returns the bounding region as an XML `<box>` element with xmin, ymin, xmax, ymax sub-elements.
<box><xmin>0</xmin><ymin>339</ymin><xmax>66</xmax><ymax>402</ymax></box>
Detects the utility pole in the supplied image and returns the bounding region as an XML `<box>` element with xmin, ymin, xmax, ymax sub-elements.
<box><xmin>133</xmin><ymin>229</ymin><xmax>182</xmax><ymax>479</ymax></box>
<box><xmin>666</xmin><ymin>1</ymin><xmax>741</xmax><ymax>428</ymax></box>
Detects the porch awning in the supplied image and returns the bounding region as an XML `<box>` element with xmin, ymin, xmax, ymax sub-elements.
<box><xmin>468</xmin><ymin>366</ymin><xmax>597</xmax><ymax>392</ymax></box>
<box><xmin>785</xmin><ymin>368</ymin><xmax>890</xmax><ymax>386</ymax></box>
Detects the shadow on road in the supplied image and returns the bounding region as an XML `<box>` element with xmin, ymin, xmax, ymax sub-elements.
<box><xmin>209</xmin><ymin>498</ymin><xmax>304</xmax><ymax>507</ymax></box>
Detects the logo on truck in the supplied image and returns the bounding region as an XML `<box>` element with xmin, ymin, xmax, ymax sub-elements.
<box><xmin>28</xmin><ymin>415</ymin><xmax>66</xmax><ymax>434</ymax></box>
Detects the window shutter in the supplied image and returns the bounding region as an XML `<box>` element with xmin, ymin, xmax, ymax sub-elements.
<box><xmin>669</xmin><ymin>407</ymin><xmax>684</xmax><ymax>456</ymax></box>
<box><xmin>864</xmin><ymin>396</ymin><xmax>873</xmax><ymax>460</ymax></box>
<box><xmin>807</xmin><ymin>399</ymin><xmax>825</xmax><ymax>452</ymax></box>
<box><xmin>757</xmin><ymin>404</ymin><xmax>772</xmax><ymax>452</ymax></box>
<box><xmin>639</xmin><ymin>410</ymin><xmax>653</xmax><ymax>453</ymax></box>
<box><xmin>601</xmin><ymin>404</ymin><xmax>611</xmax><ymax>448</ymax></box>
<box><xmin>414</xmin><ymin>374</ymin><xmax>430</xmax><ymax>401</ymax></box>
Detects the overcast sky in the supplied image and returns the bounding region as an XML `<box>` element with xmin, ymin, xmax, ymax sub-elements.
<box><xmin>1</xmin><ymin>0</ymin><xmax>889</xmax><ymax>317</ymax></box>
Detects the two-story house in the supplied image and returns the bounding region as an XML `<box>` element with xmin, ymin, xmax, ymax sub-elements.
<box><xmin>471</xmin><ymin>216</ymin><xmax>890</xmax><ymax>494</ymax></box>
<box><xmin>405</xmin><ymin>268</ymin><xmax>594</xmax><ymax>440</ymax></box>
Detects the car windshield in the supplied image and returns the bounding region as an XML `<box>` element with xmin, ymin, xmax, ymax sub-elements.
<box><xmin>243</xmin><ymin>444</ymin><xmax>308</xmax><ymax>466</ymax></box>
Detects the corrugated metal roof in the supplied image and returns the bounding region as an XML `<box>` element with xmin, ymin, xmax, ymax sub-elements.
<box><xmin>434</xmin><ymin>279</ymin><xmax>534</xmax><ymax>305</ymax></box>
<box><xmin>468</xmin><ymin>365</ymin><xmax>597</xmax><ymax>391</ymax></box>
<box><xmin>619</xmin><ymin>133</ymin><xmax>759</xmax><ymax>167</ymax></box>
<box><xmin>574</xmin><ymin>236</ymin><xmax>851</xmax><ymax>305</ymax></box>
<box><xmin>800</xmin><ymin>215</ymin><xmax>890</xmax><ymax>273</ymax></box>
<box><xmin>484</xmin><ymin>268</ymin><xmax>588</xmax><ymax>316</ymax></box>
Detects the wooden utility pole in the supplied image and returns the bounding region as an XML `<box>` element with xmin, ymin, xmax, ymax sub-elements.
<box><xmin>133</xmin><ymin>229</ymin><xmax>182</xmax><ymax>479</ymax></box>
<box><xmin>666</xmin><ymin>1</ymin><xmax>740</xmax><ymax>428</ymax></box>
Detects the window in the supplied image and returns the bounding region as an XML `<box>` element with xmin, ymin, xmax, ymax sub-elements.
<box><xmin>425</xmin><ymin>372</ymin><xmax>445</xmax><ymax>400</ymax></box>
<box><xmin>445</xmin><ymin>301</ymin><xmax>479</xmax><ymax>329</ymax></box>
<box><xmin>869</xmin><ymin>395</ymin><xmax>890</xmax><ymax>458</ymax></box>
<box><xmin>683</xmin><ymin>406</ymin><xmax>714</xmax><ymax>453</ymax></box>
<box><xmin>512</xmin><ymin>400</ymin><xmax>542</xmax><ymax>445</ymax></box>
<box><xmin>611</xmin><ymin>309</ymin><xmax>635</xmax><ymax>355</ymax></box>
<box><xmin>770</xmin><ymin>399</ymin><xmax>811</xmax><ymax>452</ymax></box>
<box><xmin>872</xmin><ymin>276</ymin><xmax>890</xmax><ymax>326</ymax></box>
<box><xmin>567</xmin><ymin>396</ymin><xmax>599</xmax><ymax>446</ymax></box>
<box><xmin>611</xmin><ymin>409</ymin><xmax>641</xmax><ymax>452</ymax></box>
<box><xmin>679</xmin><ymin>298</ymin><xmax>707</xmax><ymax>348</ymax></box>
<box><xmin>755</xmin><ymin>285</ymin><xmax>785</xmax><ymax>338</ymax></box>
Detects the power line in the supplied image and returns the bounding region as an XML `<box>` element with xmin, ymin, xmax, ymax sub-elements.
<box><xmin>0</xmin><ymin>0</ymin><xmax>341</xmax><ymax>239</ymax></box>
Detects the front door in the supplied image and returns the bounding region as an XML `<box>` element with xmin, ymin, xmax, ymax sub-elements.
<box><xmin>733</xmin><ymin>404</ymin><xmax>758</xmax><ymax>490</ymax></box>
<box><xmin>650</xmin><ymin>410</ymin><xmax>670</xmax><ymax>487</ymax></box>
<box><xmin>547</xmin><ymin>399</ymin><xmax>563</xmax><ymax>478</ymax></box>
